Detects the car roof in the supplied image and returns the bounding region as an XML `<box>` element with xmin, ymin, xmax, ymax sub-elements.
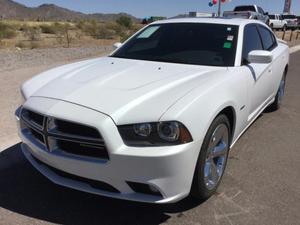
<box><xmin>151</xmin><ymin>17</ymin><xmax>263</xmax><ymax>27</ymax></box>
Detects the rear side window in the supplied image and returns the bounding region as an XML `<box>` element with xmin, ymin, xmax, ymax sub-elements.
<box><xmin>257</xmin><ymin>26</ymin><xmax>277</xmax><ymax>50</ymax></box>
<box><xmin>242</xmin><ymin>25</ymin><xmax>263</xmax><ymax>63</ymax></box>
<box><xmin>235</xmin><ymin>6</ymin><xmax>256</xmax><ymax>12</ymax></box>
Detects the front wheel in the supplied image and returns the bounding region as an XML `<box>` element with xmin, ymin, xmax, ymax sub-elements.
<box><xmin>282</xmin><ymin>25</ymin><xmax>287</xmax><ymax>31</ymax></box>
<box><xmin>191</xmin><ymin>114</ymin><xmax>230</xmax><ymax>200</ymax></box>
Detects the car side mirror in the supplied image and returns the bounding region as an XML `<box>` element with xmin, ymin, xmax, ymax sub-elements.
<box><xmin>264</xmin><ymin>12</ymin><xmax>269</xmax><ymax>15</ymax></box>
<box><xmin>113</xmin><ymin>42</ymin><xmax>122</xmax><ymax>50</ymax></box>
<box><xmin>248</xmin><ymin>50</ymin><xmax>273</xmax><ymax>64</ymax></box>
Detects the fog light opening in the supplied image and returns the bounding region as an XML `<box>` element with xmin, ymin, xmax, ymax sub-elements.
<box><xmin>127</xmin><ymin>181</ymin><xmax>163</xmax><ymax>197</ymax></box>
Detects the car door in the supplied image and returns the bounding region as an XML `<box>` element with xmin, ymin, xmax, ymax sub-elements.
<box><xmin>257</xmin><ymin>25</ymin><xmax>284</xmax><ymax>96</ymax></box>
<box><xmin>275</xmin><ymin>15</ymin><xmax>281</xmax><ymax>28</ymax></box>
<box><xmin>242</xmin><ymin>24</ymin><xmax>273</xmax><ymax>121</ymax></box>
<box><xmin>278</xmin><ymin>15</ymin><xmax>283</xmax><ymax>28</ymax></box>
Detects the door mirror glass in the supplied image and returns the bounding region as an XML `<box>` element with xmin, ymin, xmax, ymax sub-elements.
<box><xmin>248</xmin><ymin>50</ymin><xmax>273</xmax><ymax>64</ymax></box>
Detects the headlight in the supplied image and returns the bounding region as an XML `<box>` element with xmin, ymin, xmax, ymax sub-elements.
<box><xmin>118</xmin><ymin>121</ymin><xmax>193</xmax><ymax>147</ymax></box>
<box><xmin>158</xmin><ymin>121</ymin><xmax>180</xmax><ymax>142</ymax></box>
<box><xmin>133</xmin><ymin>123</ymin><xmax>152</xmax><ymax>137</ymax></box>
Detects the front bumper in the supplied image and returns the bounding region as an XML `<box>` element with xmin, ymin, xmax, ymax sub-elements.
<box><xmin>17</xmin><ymin>97</ymin><xmax>201</xmax><ymax>204</ymax></box>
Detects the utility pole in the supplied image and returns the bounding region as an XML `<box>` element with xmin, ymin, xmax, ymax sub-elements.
<box><xmin>217</xmin><ymin>0</ymin><xmax>222</xmax><ymax>17</ymax></box>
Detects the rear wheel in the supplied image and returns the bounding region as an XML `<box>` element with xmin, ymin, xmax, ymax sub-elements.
<box><xmin>267</xmin><ymin>72</ymin><xmax>287</xmax><ymax>111</ymax></box>
<box><xmin>191</xmin><ymin>115</ymin><xmax>230</xmax><ymax>200</ymax></box>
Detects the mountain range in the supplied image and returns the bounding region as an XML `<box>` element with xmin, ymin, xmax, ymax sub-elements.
<box><xmin>0</xmin><ymin>0</ymin><xmax>139</xmax><ymax>21</ymax></box>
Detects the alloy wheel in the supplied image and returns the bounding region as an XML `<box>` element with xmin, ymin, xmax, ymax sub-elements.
<box><xmin>203</xmin><ymin>124</ymin><xmax>229</xmax><ymax>190</ymax></box>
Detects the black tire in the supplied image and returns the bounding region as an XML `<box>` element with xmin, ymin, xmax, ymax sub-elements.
<box><xmin>191</xmin><ymin>114</ymin><xmax>231</xmax><ymax>200</ymax></box>
<box><xmin>282</xmin><ymin>25</ymin><xmax>287</xmax><ymax>31</ymax></box>
<box><xmin>267</xmin><ymin>71</ymin><xmax>287</xmax><ymax>111</ymax></box>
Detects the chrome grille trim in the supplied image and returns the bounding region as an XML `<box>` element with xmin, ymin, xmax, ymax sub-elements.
<box><xmin>20</xmin><ymin>108</ymin><xmax>109</xmax><ymax>160</ymax></box>
<box><xmin>21</xmin><ymin>110</ymin><xmax>44</xmax><ymax>131</ymax></box>
<box><xmin>48</xmin><ymin>135</ymin><xmax>106</xmax><ymax>147</ymax></box>
<box><xmin>47</xmin><ymin>130</ymin><xmax>105</xmax><ymax>144</ymax></box>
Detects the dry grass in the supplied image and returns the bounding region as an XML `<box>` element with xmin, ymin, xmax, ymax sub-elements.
<box><xmin>0</xmin><ymin>19</ymin><xmax>143</xmax><ymax>50</ymax></box>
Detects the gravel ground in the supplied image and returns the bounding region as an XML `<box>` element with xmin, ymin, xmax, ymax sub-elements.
<box><xmin>0</xmin><ymin>46</ymin><xmax>112</xmax><ymax>72</ymax></box>
<box><xmin>0</xmin><ymin>46</ymin><xmax>300</xmax><ymax>225</ymax></box>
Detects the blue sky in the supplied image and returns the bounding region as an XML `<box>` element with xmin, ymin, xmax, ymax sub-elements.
<box><xmin>15</xmin><ymin>0</ymin><xmax>300</xmax><ymax>18</ymax></box>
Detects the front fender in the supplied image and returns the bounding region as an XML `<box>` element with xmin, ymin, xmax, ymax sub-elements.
<box><xmin>160</xmin><ymin>69</ymin><xmax>249</xmax><ymax>148</ymax></box>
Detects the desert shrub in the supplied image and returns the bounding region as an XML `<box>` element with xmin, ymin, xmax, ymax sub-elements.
<box><xmin>23</xmin><ymin>26</ymin><xmax>41</xmax><ymax>41</ymax></box>
<box><xmin>106</xmin><ymin>22</ymin><xmax>123</xmax><ymax>35</ymax></box>
<box><xmin>40</xmin><ymin>24</ymin><xmax>57</xmax><ymax>34</ymax></box>
<box><xmin>95</xmin><ymin>25</ymin><xmax>115</xmax><ymax>39</ymax></box>
<box><xmin>116</xmin><ymin>16</ymin><xmax>133</xmax><ymax>29</ymax></box>
<box><xmin>0</xmin><ymin>22</ymin><xmax>17</xmax><ymax>39</ymax></box>
<box><xmin>76</xmin><ymin>20</ymin><xmax>86</xmax><ymax>30</ymax></box>
<box><xmin>79</xmin><ymin>20</ymin><xmax>115</xmax><ymax>39</ymax></box>
<box><xmin>53</xmin><ymin>23</ymin><xmax>75</xmax><ymax>47</ymax></box>
<box><xmin>81</xmin><ymin>20</ymin><xmax>98</xmax><ymax>37</ymax></box>
<box><xmin>15</xmin><ymin>41</ymin><xmax>26</xmax><ymax>49</ymax></box>
<box><xmin>30</xmin><ymin>41</ymin><xmax>40</xmax><ymax>49</ymax></box>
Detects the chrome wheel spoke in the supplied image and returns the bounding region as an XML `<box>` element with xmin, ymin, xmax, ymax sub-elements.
<box><xmin>210</xmin><ymin>161</ymin><xmax>219</xmax><ymax>183</ymax></box>
<box><xmin>203</xmin><ymin>123</ymin><xmax>229</xmax><ymax>190</ymax></box>
<box><xmin>211</xmin><ymin>141</ymin><xmax>227</xmax><ymax>158</ymax></box>
<box><xmin>278</xmin><ymin>77</ymin><xmax>285</xmax><ymax>103</ymax></box>
<box><xmin>204</xmin><ymin>159</ymin><xmax>212</xmax><ymax>178</ymax></box>
<box><xmin>212</xmin><ymin>126</ymin><xmax>224</xmax><ymax>144</ymax></box>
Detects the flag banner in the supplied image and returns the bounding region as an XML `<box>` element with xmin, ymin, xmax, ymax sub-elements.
<box><xmin>283</xmin><ymin>0</ymin><xmax>292</xmax><ymax>13</ymax></box>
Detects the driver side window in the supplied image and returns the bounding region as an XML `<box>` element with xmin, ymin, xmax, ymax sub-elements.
<box><xmin>242</xmin><ymin>25</ymin><xmax>263</xmax><ymax>64</ymax></box>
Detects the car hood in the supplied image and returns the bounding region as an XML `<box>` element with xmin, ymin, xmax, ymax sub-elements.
<box><xmin>23</xmin><ymin>57</ymin><xmax>226</xmax><ymax>124</ymax></box>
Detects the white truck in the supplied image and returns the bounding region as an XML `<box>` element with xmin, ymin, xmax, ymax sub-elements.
<box><xmin>269</xmin><ymin>14</ymin><xmax>288</xmax><ymax>31</ymax></box>
<box><xmin>223</xmin><ymin>5</ymin><xmax>269</xmax><ymax>25</ymax></box>
<box><xmin>282</xmin><ymin>14</ymin><xmax>299</xmax><ymax>30</ymax></box>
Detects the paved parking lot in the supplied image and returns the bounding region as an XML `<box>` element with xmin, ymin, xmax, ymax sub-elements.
<box><xmin>0</xmin><ymin>50</ymin><xmax>299</xmax><ymax>225</ymax></box>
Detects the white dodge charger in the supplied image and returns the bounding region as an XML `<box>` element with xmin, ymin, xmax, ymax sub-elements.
<box><xmin>16</xmin><ymin>18</ymin><xmax>289</xmax><ymax>203</ymax></box>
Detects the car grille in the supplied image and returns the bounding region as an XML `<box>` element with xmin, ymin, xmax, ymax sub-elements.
<box><xmin>20</xmin><ymin>108</ymin><xmax>109</xmax><ymax>160</ymax></box>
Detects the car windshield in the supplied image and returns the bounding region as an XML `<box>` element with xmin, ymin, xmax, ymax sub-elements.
<box><xmin>111</xmin><ymin>23</ymin><xmax>239</xmax><ymax>67</ymax></box>
<box><xmin>234</xmin><ymin>6</ymin><xmax>256</xmax><ymax>12</ymax></box>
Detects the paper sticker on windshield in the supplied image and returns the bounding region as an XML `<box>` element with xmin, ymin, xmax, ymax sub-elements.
<box><xmin>227</xmin><ymin>27</ymin><xmax>232</xmax><ymax>31</ymax></box>
<box><xmin>138</xmin><ymin>26</ymin><xmax>160</xmax><ymax>38</ymax></box>
<box><xmin>227</xmin><ymin>35</ymin><xmax>234</xmax><ymax>41</ymax></box>
<box><xmin>223</xmin><ymin>42</ymin><xmax>232</xmax><ymax>49</ymax></box>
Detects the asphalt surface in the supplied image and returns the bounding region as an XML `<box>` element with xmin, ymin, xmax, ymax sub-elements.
<box><xmin>0</xmin><ymin>51</ymin><xmax>300</xmax><ymax>225</ymax></box>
